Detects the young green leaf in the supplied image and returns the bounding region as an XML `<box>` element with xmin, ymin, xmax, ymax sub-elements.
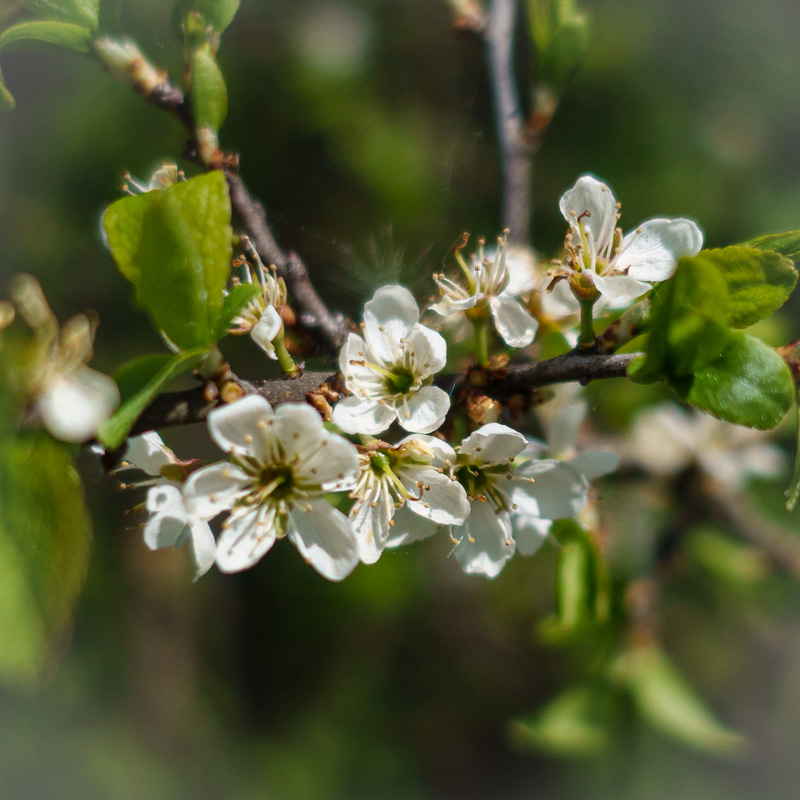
<box><xmin>675</xmin><ymin>332</ymin><xmax>794</xmax><ymax>430</ymax></box>
<box><xmin>102</xmin><ymin>171</ymin><xmax>233</xmax><ymax>349</ymax></box>
<box><xmin>98</xmin><ymin>348</ymin><xmax>207</xmax><ymax>450</ymax></box>
<box><xmin>632</xmin><ymin>255</ymin><xmax>730</xmax><ymax>384</ymax></box>
<box><xmin>19</xmin><ymin>0</ymin><xmax>99</xmax><ymax>29</ymax></box>
<box><xmin>0</xmin><ymin>20</ymin><xmax>93</xmax><ymax>53</ymax></box>
<box><xmin>191</xmin><ymin>45</ymin><xmax>228</xmax><ymax>133</ymax></box>
<box><xmin>697</xmin><ymin>246</ymin><xmax>797</xmax><ymax>328</ymax></box>
<box><xmin>215</xmin><ymin>282</ymin><xmax>261</xmax><ymax>339</ymax></box>
<box><xmin>617</xmin><ymin>644</ymin><xmax>746</xmax><ymax>756</ymax></box>
<box><xmin>179</xmin><ymin>0</ymin><xmax>241</xmax><ymax>34</ymax></box>
<box><xmin>0</xmin><ymin>434</ymin><xmax>92</xmax><ymax>689</ymax></box>
<box><xmin>740</xmin><ymin>229</ymin><xmax>800</xmax><ymax>262</ymax></box>
<box><xmin>0</xmin><ymin>63</ymin><xmax>14</xmax><ymax>110</ymax></box>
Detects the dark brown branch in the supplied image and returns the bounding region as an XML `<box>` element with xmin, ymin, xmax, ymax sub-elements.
<box><xmin>143</xmin><ymin>77</ymin><xmax>349</xmax><ymax>355</ymax></box>
<box><xmin>486</xmin><ymin>0</ymin><xmax>533</xmax><ymax>246</ymax></box>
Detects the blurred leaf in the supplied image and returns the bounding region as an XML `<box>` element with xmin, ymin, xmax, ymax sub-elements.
<box><xmin>0</xmin><ymin>63</ymin><xmax>13</xmax><ymax>109</ymax></box>
<box><xmin>0</xmin><ymin>434</ymin><xmax>91</xmax><ymax>690</ymax></box>
<box><xmin>19</xmin><ymin>0</ymin><xmax>98</xmax><ymax>29</ymax></box>
<box><xmin>510</xmin><ymin>685</ymin><xmax>613</xmax><ymax>757</ymax></box>
<box><xmin>674</xmin><ymin>332</ymin><xmax>794</xmax><ymax>429</ymax></box>
<box><xmin>97</xmin><ymin>0</ymin><xmax>123</xmax><ymax>31</ymax></box>
<box><xmin>527</xmin><ymin>0</ymin><xmax>590</xmax><ymax>90</ymax></box>
<box><xmin>616</xmin><ymin>644</ymin><xmax>746</xmax><ymax>756</ymax></box>
<box><xmin>103</xmin><ymin>171</ymin><xmax>233</xmax><ymax>349</ymax></box>
<box><xmin>699</xmin><ymin>246</ymin><xmax>797</xmax><ymax>329</ymax></box>
<box><xmin>686</xmin><ymin>527</ymin><xmax>770</xmax><ymax>585</ymax></box>
<box><xmin>740</xmin><ymin>229</ymin><xmax>800</xmax><ymax>263</ymax></box>
<box><xmin>191</xmin><ymin>45</ymin><xmax>227</xmax><ymax>133</ymax></box>
<box><xmin>633</xmin><ymin>256</ymin><xmax>730</xmax><ymax>383</ymax></box>
<box><xmin>99</xmin><ymin>348</ymin><xmax>207</xmax><ymax>450</ymax></box>
<box><xmin>0</xmin><ymin>20</ymin><xmax>93</xmax><ymax>52</ymax></box>
<box><xmin>215</xmin><ymin>282</ymin><xmax>260</xmax><ymax>339</ymax></box>
<box><xmin>180</xmin><ymin>0</ymin><xmax>240</xmax><ymax>34</ymax></box>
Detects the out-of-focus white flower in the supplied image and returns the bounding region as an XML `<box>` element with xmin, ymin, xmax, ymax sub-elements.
<box><xmin>388</xmin><ymin>423</ymin><xmax>590</xmax><ymax>578</ymax></box>
<box><xmin>122</xmin><ymin>163</ymin><xmax>184</xmax><ymax>194</ymax></box>
<box><xmin>184</xmin><ymin>395</ymin><xmax>361</xmax><ymax>581</ymax></box>
<box><xmin>333</xmin><ymin>284</ymin><xmax>450</xmax><ymax>435</ymax></box>
<box><xmin>119</xmin><ymin>432</ymin><xmax>216</xmax><ymax>580</ymax></box>
<box><xmin>558</xmin><ymin>175</ymin><xmax>703</xmax><ymax>308</ymax></box>
<box><xmin>227</xmin><ymin>248</ymin><xmax>287</xmax><ymax>360</ymax></box>
<box><xmin>349</xmin><ymin>435</ymin><xmax>469</xmax><ymax>563</ymax></box>
<box><xmin>431</xmin><ymin>232</ymin><xmax>539</xmax><ymax>348</ymax></box>
<box><xmin>9</xmin><ymin>274</ymin><xmax>119</xmax><ymax>443</ymax></box>
<box><xmin>628</xmin><ymin>403</ymin><xmax>784</xmax><ymax>493</ymax></box>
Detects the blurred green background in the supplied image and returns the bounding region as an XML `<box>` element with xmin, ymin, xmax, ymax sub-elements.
<box><xmin>3</xmin><ymin>0</ymin><xmax>800</xmax><ymax>797</ymax></box>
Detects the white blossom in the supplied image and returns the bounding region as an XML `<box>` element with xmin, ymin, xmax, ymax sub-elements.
<box><xmin>119</xmin><ymin>432</ymin><xmax>216</xmax><ymax>580</ymax></box>
<box><xmin>558</xmin><ymin>175</ymin><xmax>703</xmax><ymax>307</ymax></box>
<box><xmin>388</xmin><ymin>423</ymin><xmax>590</xmax><ymax>578</ymax></box>
<box><xmin>431</xmin><ymin>232</ymin><xmax>539</xmax><ymax>348</ymax></box>
<box><xmin>628</xmin><ymin>403</ymin><xmax>784</xmax><ymax>493</ymax></box>
<box><xmin>183</xmin><ymin>395</ymin><xmax>361</xmax><ymax>581</ymax></box>
<box><xmin>349</xmin><ymin>435</ymin><xmax>469</xmax><ymax>564</ymax></box>
<box><xmin>333</xmin><ymin>284</ymin><xmax>450</xmax><ymax>435</ymax></box>
<box><xmin>10</xmin><ymin>274</ymin><xmax>118</xmax><ymax>443</ymax></box>
<box><xmin>227</xmin><ymin>249</ymin><xmax>287</xmax><ymax>360</ymax></box>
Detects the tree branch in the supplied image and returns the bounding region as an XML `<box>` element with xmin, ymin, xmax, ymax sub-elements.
<box><xmin>486</xmin><ymin>0</ymin><xmax>533</xmax><ymax>246</ymax></box>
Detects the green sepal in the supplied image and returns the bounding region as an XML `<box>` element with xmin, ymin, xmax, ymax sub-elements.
<box><xmin>0</xmin><ymin>433</ymin><xmax>92</xmax><ymax>690</ymax></box>
<box><xmin>613</xmin><ymin>644</ymin><xmax>746</xmax><ymax>756</ymax></box>
<box><xmin>698</xmin><ymin>246</ymin><xmax>797</xmax><ymax>329</ymax></box>
<box><xmin>673</xmin><ymin>332</ymin><xmax>794</xmax><ymax>430</ymax></box>
<box><xmin>191</xmin><ymin>44</ymin><xmax>227</xmax><ymax>133</ymax></box>
<box><xmin>98</xmin><ymin>348</ymin><xmax>207</xmax><ymax>450</ymax></box>
<box><xmin>19</xmin><ymin>0</ymin><xmax>98</xmax><ymax>29</ymax></box>
<box><xmin>215</xmin><ymin>282</ymin><xmax>261</xmax><ymax>339</ymax></box>
<box><xmin>0</xmin><ymin>20</ymin><xmax>93</xmax><ymax>53</ymax></box>
<box><xmin>102</xmin><ymin>171</ymin><xmax>233</xmax><ymax>350</ymax></box>
<box><xmin>739</xmin><ymin>229</ymin><xmax>800</xmax><ymax>263</ymax></box>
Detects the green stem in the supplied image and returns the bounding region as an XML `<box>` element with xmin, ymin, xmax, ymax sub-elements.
<box><xmin>272</xmin><ymin>326</ymin><xmax>299</xmax><ymax>377</ymax></box>
<box><xmin>577</xmin><ymin>298</ymin><xmax>597</xmax><ymax>349</ymax></box>
<box><xmin>785</xmin><ymin>387</ymin><xmax>800</xmax><ymax>511</ymax></box>
<box><xmin>474</xmin><ymin>318</ymin><xmax>490</xmax><ymax>366</ymax></box>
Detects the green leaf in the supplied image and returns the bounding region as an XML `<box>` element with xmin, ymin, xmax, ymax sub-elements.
<box><xmin>0</xmin><ymin>434</ymin><xmax>92</xmax><ymax>689</ymax></box>
<box><xmin>617</xmin><ymin>645</ymin><xmax>745</xmax><ymax>756</ymax></box>
<box><xmin>99</xmin><ymin>348</ymin><xmax>207</xmax><ymax>450</ymax></box>
<box><xmin>102</xmin><ymin>171</ymin><xmax>233</xmax><ymax>349</ymax></box>
<box><xmin>0</xmin><ymin>20</ymin><xmax>93</xmax><ymax>53</ymax></box>
<box><xmin>633</xmin><ymin>255</ymin><xmax>730</xmax><ymax>383</ymax></box>
<box><xmin>97</xmin><ymin>0</ymin><xmax>123</xmax><ymax>31</ymax></box>
<box><xmin>180</xmin><ymin>0</ymin><xmax>240</xmax><ymax>33</ymax></box>
<box><xmin>698</xmin><ymin>246</ymin><xmax>797</xmax><ymax>328</ymax></box>
<box><xmin>0</xmin><ymin>63</ymin><xmax>14</xmax><ymax>110</ymax></box>
<box><xmin>191</xmin><ymin>45</ymin><xmax>228</xmax><ymax>133</ymax></box>
<box><xmin>19</xmin><ymin>0</ymin><xmax>98</xmax><ymax>29</ymax></box>
<box><xmin>740</xmin><ymin>229</ymin><xmax>800</xmax><ymax>263</ymax></box>
<box><xmin>510</xmin><ymin>685</ymin><xmax>613</xmax><ymax>758</ymax></box>
<box><xmin>675</xmin><ymin>332</ymin><xmax>794</xmax><ymax>430</ymax></box>
<box><xmin>215</xmin><ymin>282</ymin><xmax>260</xmax><ymax>339</ymax></box>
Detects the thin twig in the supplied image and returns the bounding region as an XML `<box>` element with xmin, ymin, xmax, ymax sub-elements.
<box><xmin>486</xmin><ymin>0</ymin><xmax>533</xmax><ymax>246</ymax></box>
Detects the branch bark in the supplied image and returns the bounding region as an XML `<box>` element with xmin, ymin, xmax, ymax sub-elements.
<box><xmin>486</xmin><ymin>0</ymin><xmax>533</xmax><ymax>246</ymax></box>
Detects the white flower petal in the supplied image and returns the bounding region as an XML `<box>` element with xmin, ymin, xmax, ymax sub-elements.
<box><xmin>489</xmin><ymin>295</ymin><xmax>538</xmax><ymax>348</ymax></box>
<box><xmin>143</xmin><ymin>484</ymin><xmax>189</xmax><ymax>549</ymax></box>
<box><xmin>332</xmin><ymin>395</ymin><xmax>396</xmax><ymax>435</ymax></box>
<box><xmin>187</xmin><ymin>518</ymin><xmax>216</xmax><ymax>580</ymax></box>
<box><xmin>453</xmin><ymin>500</ymin><xmax>515</xmax><ymax>578</ymax></box>
<box><xmin>363</xmin><ymin>284</ymin><xmax>419</xmax><ymax>363</ymax></box>
<box><xmin>510</xmin><ymin>459</ymin><xmax>588</xmax><ymax>520</ymax></box>
<box><xmin>559</xmin><ymin>176</ymin><xmax>618</xmax><ymax>253</ymax></box>
<box><xmin>592</xmin><ymin>272</ymin><xmax>652</xmax><ymax>307</ymax></box>
<box><xmin>40</xmin><ymin>367</ymin><xmax>119</xmax><ymax>443</ymax></box>
<box><xmin>618</xmin><ymin>218</ymin><xmax>703</xmax><ymax>282</ymax></box>
<box><xmin>570</xmin><ymin>449</ymin><xmax>619</xmax><ymax>481</ymax></box>
<box><xmin>403</xmin><ymin>466</ymin><xmax>470</xmax><ymax>525</ymax></box>
<box><xmin>460</xmin><ymin>423</ymin><xmax>527</xmax><ymax>464</ymax></box>
<box><xmin>512</xmin><ymin>514</ymin><xmax>551</xmax><ymax>557</ymax></box>
<box><xmin>249</xmin><ymin>305</ymin><xmax>282</xmax><ymax>358</ymax></box>
<box><xmin>215</xmin><ymin>506</ymin><xmax>276</xmax><ymax>573</ymax></box>
<box><xmin>208</xmin><ymin>394</ymin><xmax>276</xmax><ymax>460</ymax></box>
<box><xmin>396</xmin><ymin>433</ymin><xmax>457</xmax><ymax>467</ymax></box>
<box><xmin>125</xmin><ymin>432</ymin><xmax>175</xmax><ymax>476</ymax></box>
<box><xmin>401</xmin><ymin>385</ymin><xmax>450</xmax><ymax>434</ymax></box>
<box><xmin>350</xmin><ymin>478</ymin><xmax>395</xmax><ymax>564</ymax></box>
<box><xmin>183</xmin><ymin>461</ymin><xmax>250</xmax><ymax>520</ymax></box>
<box><xmin>385</xmin><ymin>504</ymin><xmax>441</xmax><ymax>548</ymax></box>
<box><xmin>407</xmin><ymin>324</ymin><xmax>447</xmax><ymax>375</ymax></box>
<box><xmin>289</xmin><ymin>498</ymin><xmax>359</xmax><ymax>581</ymax></box>
<box><xmin>502</xmin><ymin>245</ymin><xmax>539</xmax><ymax>296</ymax></box>
<box><xmin>430</xmin><ymin>293</ymin><xmax>479</xmax><ymax>316</ymax></box>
